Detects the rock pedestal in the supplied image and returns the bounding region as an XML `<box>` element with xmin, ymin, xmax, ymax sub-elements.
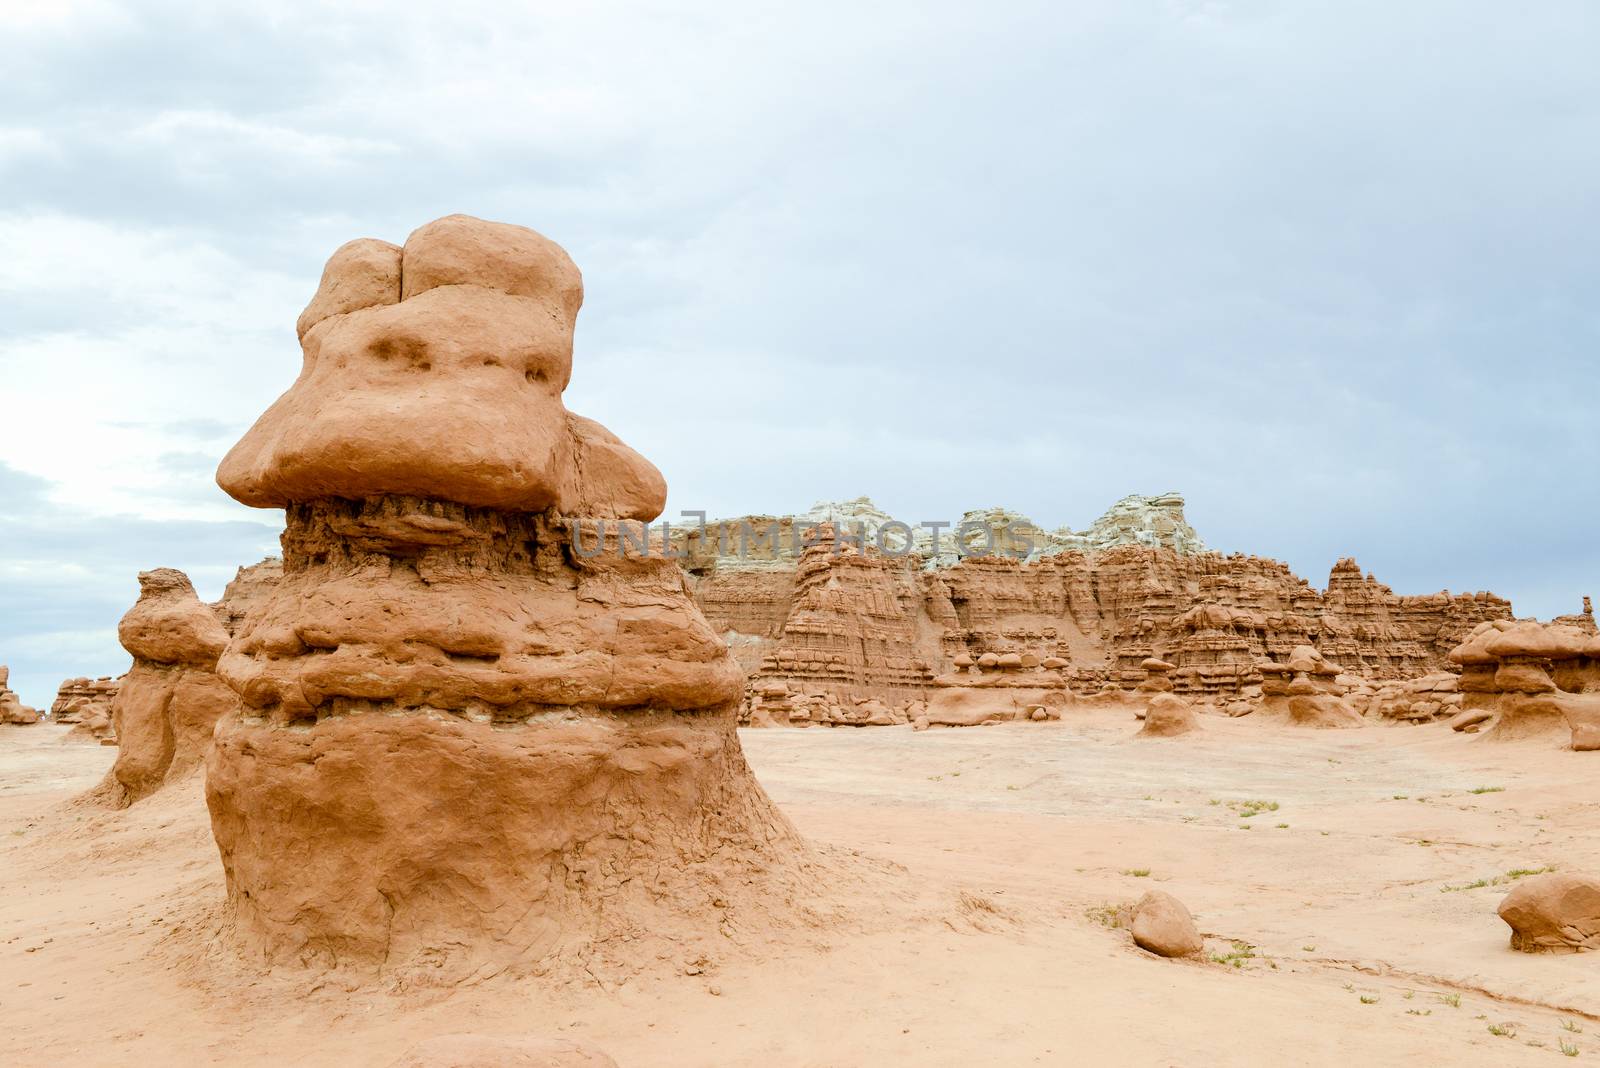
<box><xmin>208</xmin><ymin>215</ymin><xmax>806</xmax><ymax>974</ymax></box>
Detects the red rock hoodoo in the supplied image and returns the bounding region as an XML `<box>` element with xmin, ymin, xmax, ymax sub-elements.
<box><xmin>208</xmin><ymin>214</ymin><xmax>807</xmax><ymax>976</ymax></box>
<box><xmin>97</xmin><ymin>568</ymin><xmax>238</xmax><ymax>804</ymax></box>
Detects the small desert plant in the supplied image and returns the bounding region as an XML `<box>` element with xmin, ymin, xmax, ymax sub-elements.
<box><xmin>1438</xmin><ymin>993</ymin><xmax>1461</xmax><ymax>1008</ymax></box>
<box><xmin>1561</xmin><ymin>1039</ymin><xmax>1580</xmax><ymax>1057</ymax></box>
<box><xmin>1406</xmin><ymin>1009</ymin><xmax>1431</xmax><ymax>1017</ymax></box>
<box><xmin>1506</xmin><ymin>866</ymin><xmax>1556</xmax><ymax>879</ymax></box>
<box><xmin>1487</xmin><ymin>1022</ymin><xmax>1517</xmax><ymax>1038</ymax></box>
<box><xmin>1562</xmin><ymin>1019</ymin><xmax>1583</xmax><ymax>1034</ymax></box>
<box><xmin>1468</xmin><ymin>786</ymin><xmax>1505</xmax><ymax>795</ymax></box>
<box><xmin>1210</xmin><ymin>940</ymin><xmax>1256</xmax><ymax>968</ymax></box>
<box><xmin>1276</xmin><ymin>823</ymin><xmax>1289</xmax><ymax>829</ymax></box>
<box><xmin>1122</xmin><ymin>868</ymin><xmax>1151</xmax><ymax>878</ymax></box>
<box><xmin>1359</xmin><ymin>995</ymin><xmax>1379</xmax><ymax>1005</ymax></box>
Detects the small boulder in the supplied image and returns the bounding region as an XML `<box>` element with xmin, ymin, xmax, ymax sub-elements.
<box><xmin>1139</xmin><ymin>694</ymin><xmax>1199</xmax><ymax>737</ymax></box>
<box><xmin>1498</xmin><ymin>873</ymin><xmax>1600</xmax><ymax>953</ymax></box>
<box><xmin>1130</xmin><ymin>890</ymin><xmax>1202</xmax><ymax>958</ymax></box>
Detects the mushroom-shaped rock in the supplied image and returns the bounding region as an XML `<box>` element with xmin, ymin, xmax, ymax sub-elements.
<box><xmin>1130</xmin><ymin>890</ymin><xmax>1202</xmax><ymax>958</ymax></box>
<box><xmin>1498</xmin><ymin>873</ymin><xmax>1600</xmax><ymax>953</ymax></box>
<box><xmin>996</xmin><ymin>652</ymin><xmax>1024</xmax><ymax>670</ymax></box>
<box><xmin>205</xmin><ymin>215</ymin><xmax>808</xmax><ymax>977</ymax></box>
<box><xmin>976</xmin><ymin>653</ymin><xmax>1000</xmax><ymax>670</ymax></box>
<box><xmin>387</xmin><ymin>1034</ymin><xmax>619</xmax><ymax>1068</ymax></box>
<box><xmin>1042</xmin><ymin>656</ymin><xmax>1069</xmax><ymax>670</ymax></box>
<box><xmin>1141</xmin><ymin>657</ymin><xmax>1175</xmax><ymax>672</ymax></box>
<box><xmin>952</xmin><ymin>653</ymin><xmax>975</xmax><ymax>669</ymax></box>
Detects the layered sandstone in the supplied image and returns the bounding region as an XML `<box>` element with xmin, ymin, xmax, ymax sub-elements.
<box><xmin>97</xmin><ymin>569</ymin><xmax>237</xmax><ymax>804</ymax></box>
<box><xmin>50</xmin><ymin>676</ymin><xmax>120</xmax><ymax>725</ymax></box>
<box><xmin>684</xmin><ymin>498</ymin><xmax>1514</xmax><ymax>721</ymax></box>
<box><xmin>207</xmin><ymin>214</ymin><xmax>807</xmax><ymax>976</ymax></box>
<box><xmin>51</xmin><ymin>676</ymin><xmax>120</xmax><ymax>743</ymax></box>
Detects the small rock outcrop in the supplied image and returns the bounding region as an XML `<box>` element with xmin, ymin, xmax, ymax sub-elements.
<box><xmin>1138</xmin><ymin>693</ymin><xmax>1199</xmax><ymax>737</ymax></box>
<box><xmin>922</xmin><ymin>648</ymin><xmax>1068</xmax><ymax>727</ymax></box>
<box><xmin>98</xmin><ymin>569</ymin><xmax>237</xmax><ymax>804</ymax></box>
<box><xmin>1498</xmin><ymin>873</ymin><xmax>1600</xmax><ymax>953</ymax></box>
<box><xmin>1130</xmin><ymin>890</ymin><xmax>1203</xmax><ymax>958</ymax></box>
<box><xmin>50</xmin><ymin>676</ymin><xmax>121</xmax><ymax>743</ymax></box>
<box><xmin>1450</xmin><ymin>620</ymin><xmax>1600</xmax><ymax>747</ymax></box>
<box><xmin>0</xmin><ymin>666</ymin><xmax>40</xmax><ymax>725</ymax></box>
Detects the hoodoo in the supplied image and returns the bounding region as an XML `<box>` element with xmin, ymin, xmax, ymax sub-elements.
<box><xmin>207</xmin><ymin>214</ymin><xmax>808</xmax><ymax>974</ymax></box>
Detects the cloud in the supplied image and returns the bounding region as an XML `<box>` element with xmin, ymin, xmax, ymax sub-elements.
<box><xmin>0</xmin><ymin>462</ymin><xmax>280</xmax><ymax>708</ymax></box>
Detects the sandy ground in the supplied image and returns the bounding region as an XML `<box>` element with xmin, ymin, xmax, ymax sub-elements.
<box><xmin>2</xmin><ymin>712</ymin><xmax>1596</xmax><ymax>1067</ymax></box>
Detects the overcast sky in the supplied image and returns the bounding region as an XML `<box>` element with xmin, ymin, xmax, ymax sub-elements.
<box><xmin>1</xmin><ymin>1</ymin><xmax>1596</xmax><ymax>707</ymax></box>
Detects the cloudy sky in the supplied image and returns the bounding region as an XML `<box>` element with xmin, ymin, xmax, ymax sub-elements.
<box><xmin>1</xmin><ymin>0</ymin><xmax>1595</xmax><ymax>706</ymax></box>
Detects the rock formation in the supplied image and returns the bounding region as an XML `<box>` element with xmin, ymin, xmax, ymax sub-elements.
<box><xmin>681</xmin><ymin>499</ymin><xmax>1515</xmax><ymax>722</ymax></box>
<box><xmin>1138</xmin><ymin>693</ymin><xmax>1200</xmax><ymax>737</ymax></box>
<box><xmin>206</xmin><ymin>214</ymin><xmax>807</xmax><ymax>975</ymax></box>
<box><xmin>1498</xmin><ymin>873</ymin><xmax>1600</xmax><ymax>953</ymax></box>
<box><xmin>1130</xmin><ymin>890</ymin><xmax>1203</xmax><ymax>958</ymax></box>
<box><xmin>50</xmin><ymin>676</ymin><xmax>120</xmax><ymax>742</ymax></box>
<box><xmin>97</xmin><ymin>569</ymin><xmax>237</xmax><ymax>804</ymax></box>
<box><xmin>0</xmin><ymin>666</ymin><xmax>41</xmax><ymax>725</ymax></box>
<box><xmin>1450</xmin><ymin>620</ymin><xmax>1600</xmax><ymax>747</ymax></box>
<box><xmin>1271</xmin><ymin>645</ymin><xmax>1365</xmax><ymax>729</ymax></box>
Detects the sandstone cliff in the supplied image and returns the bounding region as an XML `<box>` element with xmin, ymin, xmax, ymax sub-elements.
<box><xmin>677</xmin><ymin>496</ymin><xmax>1515</xmax><ymax>720</ymax></box>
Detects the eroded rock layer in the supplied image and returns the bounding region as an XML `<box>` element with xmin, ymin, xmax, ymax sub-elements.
<box><xmin>680</xmin><ymin>500</ymin><xmax>1516</xmax><ymax>720</ymax></box>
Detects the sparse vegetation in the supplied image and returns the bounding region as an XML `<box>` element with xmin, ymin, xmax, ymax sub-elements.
<box><xmin>1359</xmin><ymin>995</ymin><xmax>1379</xmax><ymax>1005</ymax></box>
<box><xmin>1561</xmin><ymin>1039</ymin><xmax>1580</xmax><ymax>1057</ymax></box>
<box><xmin>1275</xmin><ymin>823</ymin><xmax>1289</xmax><ymax>829</ymax></box>
<box><xmin>1406</xmin><ymin>1009</ymin><xmax>1431</xmax><ymax>1017</ymax></box>
<box><xmin>1469</xmin><ymin>786</ymin><xmax>1505</xmax><ymax>795</ymax></box>
<box><xmin>1438</xmin><ymin>993</ymin><xmax>1461</xmax><ymax>1008</ymax></box>
<box><xmin>1209</xmin><ymin>940</ymin><xmax>1257</xmax><ymax>968</ymax></box>
<box><xmin>1122</xmin><ymin>869</ymin><xmax>1151</xmax><ymax>878</ymax></box>
<box><xmin>1440</xmin><ymin>866</ymin><xmax>1556</xmax><ymax>893</ymax></box>
<box><xmin>1488</xmin><ymin>1022</ymin><xmax>1517</xmax><ymax>1038</ymax></box>
<box><xmin>1562</xmin><ymin>1020</ymin><xmax>1584</xmax><ymax>1034</ymax></box>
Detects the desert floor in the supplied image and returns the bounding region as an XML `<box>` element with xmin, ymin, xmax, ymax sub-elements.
<box><xmin>2</xmin><ymin>711</ymin><xmax>1596</xmax><ymax>1067</ymax></box>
